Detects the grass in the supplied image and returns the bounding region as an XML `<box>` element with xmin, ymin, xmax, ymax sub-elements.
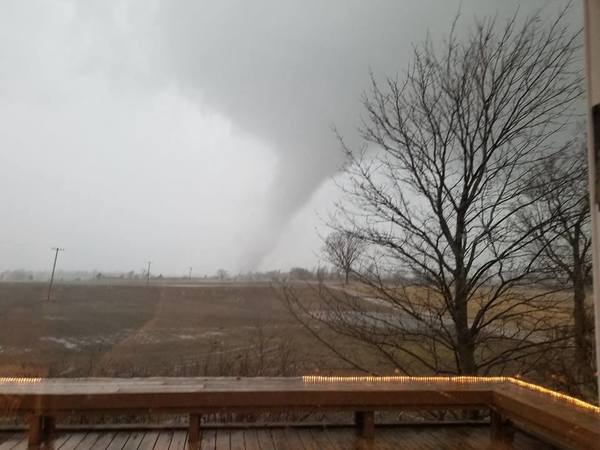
<box><xmin>0</xmin><ymin>281</ymin><xmax>587</xmax><ymax>389</ymax></box>
<box><xmin>345</xmin><ymin>281</ymin><xmax>584</xmax><ymax>324</ymax></box>
<box><xmin>0</xmin><ymin>282</ymin><xmax>285</xmax><ymax>375</ymax></box>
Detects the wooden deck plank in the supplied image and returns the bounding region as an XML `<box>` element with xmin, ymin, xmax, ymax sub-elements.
<box><xmin>74</xmin><ymin>432</ymin><xmax>101</xmax><ymax>449</ymax></box>
<box><xmin>167</xmin><ymin>431</ymin><xmax>186</xmax><ymax>450</ymax></box>
<box><xmin>452</xmin><ymin>426</ymin><xmax>500</xmax><ymax>450</ymax></box>
<box><xmin>296</xmin><ymin>428</ymin><xmax>321</xmax><ymax>450</ymax></box>
<box><xmin>306</xmin><ymin>428</ymin><xmax>338</xmax><ymax>450</ymax></box>
<box><xmin>59</xmin><ymin>432</ymin><xmax>89</xmax><ymax>450</ymax></box>
<box><xmin>153</xmin><ymin>431</ymin><xmax>172</xmax><ymax>450</ymax></box>
<box><xmin>403</xmin><ymin>427</ymin><xmax>480</xmax><ymax>450</ymax></box>
<box><xmin>0</xmin><ymin>426</ymin><xmax>555</xmax><ymax>450</ymax></box>
<box><xmin>214</xmin><ymin>429</ymin><xmax>229</xmax><ymax>450</ymax></box>
<box><xmin>199</xmin><ymin>429</ymin><xmax>215</xmax><ymax>450</ymax></box>
<box><xmin>372</xmin><ymin>429</ymin><xmax>404</xmax><ymax>450</ymax></box>
<box><xmin>513</xmin><ymin>430</ymin><xmax>554</xmax><ymax>450</ymax></box>
<box><xmin>444</xmin><ymin>427</ymin><xmax>487</xmax><ymax>450</ymax></box>
<box><xmin>0</xmin><ymin>432</ymin><xmax>16</xmax><ymax>444</ymax></box>
<box><xmin>229</xmin><ymin>430</ymin><xmax>244</xmax><ymax>450</ymax></box>
<box><xmin>104</xmin><ymin>431</ymin><xmax>131</xmax><ymax>450</ymax></box>
<box><xmin>0</xmin><ymin>433</ymin><xmax>23</xmax><ymax>450</ymax></box>
<box><xmin>121</xmin><ymin>431</ymin><xmax>145</xmax><ymax>450</ymax></box>
<box><xmin>267</xmin><ymin>429</ymin><xmax>292</xmax><ymax>450</ymax></box>
<box><xmin>409</xmin><ymin>427</ymin><xmax>462</xmax><ymax>450</ymax></box>
<box><xmin>427</xmin><ymin>427</ymin><xmax>474</xmax><ymax>450</ymax></box>
<box><xmin>90</xmin><ymin>431</ymin><xmax>116</xmax><ymax>450</ymax></box>
<box><xmin>325</xmin><ymin>427</ymin><xmax>388</xmax><ymax>450</ymax></box>
<box><xmin>271</xmin><ymin>428</ymin><xmax>304</xmax><ymax>450</ymax></box>
<box><xmin>137</xmin><ymin>431</ymin><xmax>159</xmax><ymax>450</ymax></box>
<box><xmin>282</xmin><ymin>428</ymin><xmax>306</xmax><ymax>450</ymax></box>
<box><xmin>241</xmin><ymin>430</ymin><xmax>260</xmax><ymax>450</ymax></box>
<box><xmin>365</xmin><ymin>429</ymin><xmax>401</xmax><ymax>450</ymax></box>
<box><xmin>375</xmin><ymin>428</ymin><xmax>405</xmax><ymax>450</ymax></box>
<box><xmin>6</xmin><ymin>440</ymin><xmax>26</xmax><ymax>450</ymax></box>
<box><xmin>44</xmin><ymin>431</ymin><xmax>71</xmax><ymax>450</ymax></box>
<box><xmin>255</xmin><ymin>430</ymin><xmax>275</xmax><ymax>450</ymax></box>
<box><xmin>323</xmin><ymin>428</ymin><xmax>359</xmax><ymax>450</ymax></box>
<box><xmin>88</xmin><ymin>432</ymin><xmax>116</xmax><ymax>450</ymax></box>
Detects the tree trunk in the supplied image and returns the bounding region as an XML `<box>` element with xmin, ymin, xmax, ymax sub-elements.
<box><xmin>572</xmin><ymin>267</ymin><xmax>591</xmax><ymax>382</ymax></box>
<box><xmin>454</xmin><ymin>281</ymin><xmax>478</xmax><ymax>419</ymax></box>
<box><xmin>454</xmin><ymin>273</ymin><xmax>477</xmax><ymax>375</ymax></box>
<box><xmin>456</xmin><ymin>320</ymin><xmax>476</xmax><ymax>374</ymax></box>
<box><xmin>452</xmin><ymin>206</ymin><xmax>476</xmax><ymax>375</ymax></box>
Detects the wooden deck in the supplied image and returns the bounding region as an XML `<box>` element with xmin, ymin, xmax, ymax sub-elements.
<box><xmin>1</xmin><ymin>376</ymin><xmax>598</xmax><ymax>449</ymax></box>
<box><xmin>0</xmin><ymin>425</ymin><xmax>552</xmax><ymax>450</ymax></box>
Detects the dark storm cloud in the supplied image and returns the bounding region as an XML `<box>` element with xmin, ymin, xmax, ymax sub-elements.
<box><xmin>0</xmin><ymin>0</ymin><xmax>575</xmax><ymax>273</ymax></box>
<box><xmin>152</xmin><ymin>0</ymin><xmax>570</xmax><ymax>268</ymax></box>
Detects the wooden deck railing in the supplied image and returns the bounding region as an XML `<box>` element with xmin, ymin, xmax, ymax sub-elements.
<box><xmin>0</xmin><ymin>376</ymin><xmax>597</xmax><ymax>450</ymax></box>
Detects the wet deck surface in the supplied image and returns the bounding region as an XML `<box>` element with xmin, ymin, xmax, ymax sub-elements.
<box><xmin>0</xmin><ymin>425</ymin><xmax>552</xmax><ymax>449</ymax></box>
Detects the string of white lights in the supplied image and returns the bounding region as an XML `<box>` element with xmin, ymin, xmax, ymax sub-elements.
<box><xmin>0</xmin><ymin>376</ymin><xmax>596</xmax><ymax>416</ymax></box>
<box><xmin>0</xmin><ymin>377</ymin><xmax>42</xmax><ymax>384</ymax></box>
<box><xmin>301</xmin><ymin>375</ymin><xmax>600</xmax><ymax>415</ymax></box>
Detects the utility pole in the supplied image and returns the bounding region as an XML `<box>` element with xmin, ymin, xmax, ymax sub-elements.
<box><xmin>146</xmin><ymin>261</ymin><xmax>152</xmax><ymax>285</ymax></box>
<box><xmin>47</xmin><ymin>247</ymin><xmax>64</xmax><ymax>301</ymax></box>
<box><xmin>189</xmin><ymin>267</ymin><xmax>193</xmax><ymax>280</ymax></box>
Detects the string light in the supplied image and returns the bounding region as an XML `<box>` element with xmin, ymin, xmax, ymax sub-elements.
<box><xmin>302</xmin><ymin>375</ymin><xmax>600</xmax><ymax>415</ymax></box>
<box><xmin>0</xmin><ymin>377</ymin><xmax>41</xmax><ymax>384</ymax></box>
<box><xmin>507</xmin><ymin>377</ymin><xmax>600</xmax><ymax>415</ymax></box>
<box><xmin>0</xmin><ymin>376</ymin><xmax>595</xmax><ymax>416</ymax></box>
<box><xmin>303</xmin><ymin>375</ymin><xmax>500</xmax><ymax>384</ymax></box>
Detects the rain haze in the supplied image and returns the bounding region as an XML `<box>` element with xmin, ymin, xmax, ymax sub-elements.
<box><xmin>0</xmin><ymin>0</ymin><xmax>597</xmax><ymax>440</ymax></box>
<box><xmin>0</xmin><ymin>0</ymin><xmax>578</xmax><ymax>275</ymax></box>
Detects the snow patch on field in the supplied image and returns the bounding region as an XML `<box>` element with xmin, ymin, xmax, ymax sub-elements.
<box><xmin>200</xmin><ymin>331</ymin><xmax>225</xmax><ymax>338</ymax></box>
<box><xmin>38</xmin><ymin>328</ymin><xmax>229</xmax><ymax>351</ymax></box>
<box><xmin>176</xmin><ymin>334</ymin><xmax>196</xmax><ymax>340</ymax></box>
<box><xmin>40</xmin><ymin>337</ymin><xmax>80</xmax><ymax>350</ymax></box>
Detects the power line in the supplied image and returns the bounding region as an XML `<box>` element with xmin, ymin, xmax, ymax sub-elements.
<box><xmin>47</xmin><ymin>247</ymin><xmax>64</xmax><ymax>301</ymax></box>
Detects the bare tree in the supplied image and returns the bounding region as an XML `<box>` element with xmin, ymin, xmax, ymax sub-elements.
<box><xmin>522</xmin><ymin>134</ymin><xmax>595</xmax><ymax>390</ymax></box>
<box><xmin>282</xmin><ymin>9</ymin><xmax>582</xmax><ymax>378</ymax></box>
<box><xmin>216</xmin><ymin>269</ymin><xmax>229</xmax><ymax>281</ymax></box>
<box><xmin>322</xmin><ymin>231</ymin><xmax>365</xmax><ymax>283</ymax></box>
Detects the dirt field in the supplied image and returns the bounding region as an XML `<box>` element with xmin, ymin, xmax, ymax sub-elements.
<box><xmin>0</xmin><ymin>282</ymin><xmax>351</xmax><ymax>378</ymax></box>
<box><xmin>0</xmin><ymin>281</ymin><xmax>584</xmax><ymax>387</ymax></box>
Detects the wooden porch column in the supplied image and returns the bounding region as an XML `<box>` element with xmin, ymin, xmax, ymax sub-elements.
<box><xmin>43</xmin><ymin>416</ymin><xmax>56</xmax><ymax>437</ymax></box>
<box><xmin>584</xmin><ymin>0</ymin><xmax>600</xmax><ymax>402</ymax></box>
<box><xmin>27</xmin><ymin>415</ymin><xmax>55</xmax><ymax>449</ymax></box>
<box><xmin>354</xmin><ymin>411</ymin><xmax>374</xmax><ymax>438</ymax></box>
<box><xmin>490</xmin><ymin>410</ymin><xmax>514</xmax><ymax>444</ymax></box>
<box><xmin>188</xmin><ymin>414</ymin><xmax>201</xmax><ymax>449</ymax></box>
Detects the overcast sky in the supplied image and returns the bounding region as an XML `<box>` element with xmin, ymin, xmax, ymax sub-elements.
<box><xmin>0</xmin><ymin>0</ymin><xmax>578</xmax><ymax>276</ymax></box>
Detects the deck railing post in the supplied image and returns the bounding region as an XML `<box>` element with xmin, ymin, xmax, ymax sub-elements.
<box><xmin>43</xmin><ymin>416</ymin><xmax>55</xmax><ymax>438</ymax></box>
<box><xmin>490</xmin><ymin>410</ymin><xmax>514</xmax><ymax>445</ymax></box>
<box><xmin>27</xmin><ymin>415</ymin><xmax>42</xmax><ymax>449</ymax></box>
<box><xmin>27</xmin><ymin>414</ymin><xmax>54</xmax><ymax>449</ymax></box>
<box><xmin>188</xmin><ymin>413</ymin><xmax>202</xmax><ymax>449</ymax></box>
<box><xmin>354</xmin><ymin>411</ymin><xmax>374</xmax><ymax>438</ymax></box>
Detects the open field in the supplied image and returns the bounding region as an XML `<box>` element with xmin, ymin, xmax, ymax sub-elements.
<box><xmin>0</xmin><ymin>282</ymin><xmax>352</xmax><ymax>378</ymax></box>
<box><xmin>0</xmin><ymin>281</ymin><xmax>586</xmax><ymax>384</ymax></box>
